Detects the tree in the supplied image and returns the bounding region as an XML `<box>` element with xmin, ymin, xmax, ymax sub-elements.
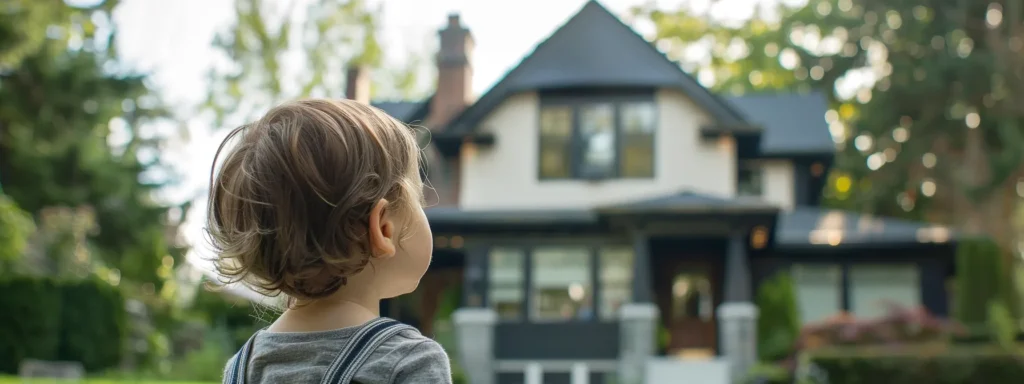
<box><xmin>204</xmin><ymin>0</ymin><xmax>432</xmax><ymax>129</ymax></box>
<box><xmin>637</xmin><ymin>0</ymin><xmax>1024</xmax><ymax>311</ymax></box>
<box><xmin>0</xmin><ymin>0</ymin><xmax>185</xmax><ymax>288</ymax></box>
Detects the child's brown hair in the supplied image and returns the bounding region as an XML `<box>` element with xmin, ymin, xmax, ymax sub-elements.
<box><xmin>206</xmin><ymin>99</ymin><xmax>424</xmax><ymax>301</ymax></box>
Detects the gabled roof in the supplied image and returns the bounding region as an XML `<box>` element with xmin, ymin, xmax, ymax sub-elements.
<box><xmin>445</xmin><ymin>0</ymin><xmax>747</xmax><ymax>135</ymax></box>
<box><xmin>726</xmin><ymin>92</ymin><xmax>835</xmax><ymax>155</ymax></box>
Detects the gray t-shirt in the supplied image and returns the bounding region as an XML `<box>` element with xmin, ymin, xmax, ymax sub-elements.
<box><xmin>226</xmin><ymin>322</ymin><xmax>453</xmax><ymax>383</ymax></box>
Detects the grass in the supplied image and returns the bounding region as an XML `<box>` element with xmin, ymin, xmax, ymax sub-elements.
<box><xmin>0</xmin><ymin>378</ymin><xmax>215</xmax><ymax>384</ymax></box>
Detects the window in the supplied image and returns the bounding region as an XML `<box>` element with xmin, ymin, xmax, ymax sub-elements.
<box><xmin>538</xmin><ymin>98</ymin><xmax>657</xmax><ymax>180</ymax></box>
<box><xmin>531</xmin><ymin>247</ymin><xmax>593</xmax><ymax>321</ymax></box>
<box><xmin>598</xmin><ymin>247</ymin><xmax>634</xmax><ymax>320</ymax></box>
<box><xmin>849</xmin><ymin>264</ymin><xmax>920</xmax><ymax>318</ymax></box>
<box><xmin>489</xmin><ymin>248</ymin><xmax>525</xmax><ymax>320</ymax></box>
<box><xmin>737</xmin><ymin>162</ymin><xmax>763</xmax><ymax>197</ymax></box>
<box><xmin>792</xmin><ymin>264</ymin><xmax>842</xmax><ymax>324</ymax></box>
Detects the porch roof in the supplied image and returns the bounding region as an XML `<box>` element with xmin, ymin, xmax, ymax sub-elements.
<box><xmin>775</xmin><ymin>206</ymin><xmax>956</xmax><ymax>249</ymax></box>
<box><xmin>597</xmin><ymin>191</ymin><xmax>778</xmax><ymax>215</ymax></box>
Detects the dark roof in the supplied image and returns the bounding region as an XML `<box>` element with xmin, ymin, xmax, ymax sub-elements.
<box><xmin>425</xmin><ymin>206</ymin><xmax>598</xmax><ymax>226</ymax></box>
<box><xmin>372</xmin><ymin>100</ymin><xmax>428</xmax><ymax>123</ymax></box>
<box><xmin>599</xmin><ymin>191</ymin><xmax>778</xmax><ymax>215</ymax></box>
<box><xmin>775</xmin><ymin>206</ymin><xmax>955</xmax><ymax>248</ymax></box>
<box><xmin>726</xmin><ymin>92</ymin><xmax>835</xmax><ymax>155</ymax></box>
<box><xmin>445</xmin><ymin>0</ymin><xmax>746</xmax><ymax>135</ymax></box>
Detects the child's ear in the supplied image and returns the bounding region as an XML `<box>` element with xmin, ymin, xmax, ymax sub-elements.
<box><xmin>367</xmin><ymin>199</ymin><xmax>396</xmax><ymax>259</ymax></box>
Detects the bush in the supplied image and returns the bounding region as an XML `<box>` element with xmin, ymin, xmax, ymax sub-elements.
<box><xmin>798</xmin><ymin>303</ymin><xmax>966</xmax><ymax>349</ymax></box>
<box><xmin>0</xmin><ymin>276</ymin><xmax>125</xmax><ymax>374</ymax></box>
<box><xmin>189</xmin><ymin>286</ymin><xmax>269</xmax><ymax>351</ymax></box>
<box><xmin>756</xmin><ymin>272</ymin><xmax>801</xmax><ymax>361</ymax></box>
<box><xmin>955</xmin><ymin>238</ymin><xmax>1017</xmax><ymax>326</ymax></box>
<box><xmin>805</xmin><ymin>346</ymin><xmax>1024</xmax><ymax>384</ymax></box>
<box><xmin>57</xmin><ymin>279</ymin><xmax>127</xmax><ymax>371</ymax></box>
<box><xmin>0</xmin><ymin>276</ymin><xmax>62</xmax><ymax>373</ymax></box>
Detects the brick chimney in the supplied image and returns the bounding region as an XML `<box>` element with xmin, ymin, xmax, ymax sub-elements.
<box><xmin>426</xmin><ymin>13</ymin><xmax>474</xmax><ymax>130</ymax></box>
<box><xmin>345</xmin><ymin>65</ymin><xmax>371</xmax><ymax>104</ymax></box>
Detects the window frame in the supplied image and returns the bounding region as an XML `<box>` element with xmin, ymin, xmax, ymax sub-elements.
<box><xmin>484</xmin><ymin>243</ymin><xmax>636</xmax><ymax>324</ymax></box>
<box><xmin>537</xmin><ymin>92</ymin><xmax>658</xmax><ymax>181</ymax></box>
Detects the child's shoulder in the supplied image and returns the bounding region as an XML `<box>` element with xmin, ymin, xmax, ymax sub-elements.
<box><xmin>375</xmin><ymin>327</ymin><xmax>452</xmax><ymax>383</ymax></box>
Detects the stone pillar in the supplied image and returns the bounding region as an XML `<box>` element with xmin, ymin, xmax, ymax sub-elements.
<box><xmin>453</xmin><ymin>308</ymin><xmax>496</xmax><ymax>384</ymax></box>
<box><xmin>717</xmin><ymin>302</ymin><xmax>758</xmax><ymax>382</ymax></box>
<box><xmin>618</xmin><ymin>303</ymin><xmax>659</xmax><ymax>384</ymax></box>
<box><xmin>719</xmin><ymin>231</ymin><xmax>758</xmax><ymax>382</ymax></box>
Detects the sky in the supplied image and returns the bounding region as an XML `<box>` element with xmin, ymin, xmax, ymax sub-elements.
<box><xmin>107</xmin><ymin>0</ymin><xmax>770</xmax><ymax>272</ymax></box>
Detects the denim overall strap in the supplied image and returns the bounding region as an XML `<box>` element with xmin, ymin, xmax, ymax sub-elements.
<box><xmin>320</xmin><ymin>317</ymin><xmax>414</xmax><ymax>384</ymax></box>
<box><xmin>224</xmin><ymin>330</ymin><xmax>261</xmax><ymax>384</ymax></box>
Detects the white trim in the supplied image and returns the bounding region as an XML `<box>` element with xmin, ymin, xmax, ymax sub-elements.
<box><xmin>495</xmin><ymin>359</ymin><xmax>618</xmax><ymax>373</ymax></box>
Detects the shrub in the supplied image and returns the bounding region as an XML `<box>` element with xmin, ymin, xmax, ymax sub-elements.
<box><xmin>756</xmin><ymin>272</ymin><xmax>801</xmax><ymax>361</ymax></box>
<box><xmin>0</xmin><ymin>276</ymin><xmax>125</xmax><ymax>374</ymax></box>
<box><xmin>0</xmin><ymin>276</ymin><xmax>62</xmax><ymax>373</ymax></box>
<box><xmin>955</xmin><ymin>238</ymin><xmax>1016</xmax><ymax>327</ymax></box>
<box><xmin>57</xmin><ymin>278</ymin><xmax>127</xmax><ymax>371</ymax></box>
<box><xmin>798</xmin><ymin>303</ymin><xmax>966</xmax><ymax>350</ymax></box>
<box><xmin>804</xmin><ymin>346</ymin><xmax>1024</xmax><ymax>384</ymax></box>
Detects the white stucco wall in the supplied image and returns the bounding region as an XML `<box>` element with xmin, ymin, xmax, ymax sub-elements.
<box><xmin>458</xmin><ymin>89</ymin><xmax>737</xmax><ymax>210</ymax></box>
<box><xmin>761</xmin><ymin>160</ymin><xmax>795</xmax><ymax>210</ymax></box>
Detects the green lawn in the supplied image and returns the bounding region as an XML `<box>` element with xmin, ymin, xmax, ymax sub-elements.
<box><xmin>0</xmin><ymin>378</ymin><xmax>215</xmax><ymax>384</ymax></box>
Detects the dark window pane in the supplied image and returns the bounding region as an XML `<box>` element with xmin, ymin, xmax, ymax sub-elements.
<box><xmin>737</xmin><ymin>162</ymin><xmax>763</xmax><ymax>196</ymax></box>
<box><xmin>621</xmin><ymin>103</ymin><xmax>656</xmax><ymax>177</ymax></box>
<box><xmin>578</xmin><ymin>104</ymin><xmax>616</xmax><ymax>178</ymax></box>
<box><xmin>539</xmin><ymin>106</ymin><xmax>572</xmax><ymax>178</ymax></box>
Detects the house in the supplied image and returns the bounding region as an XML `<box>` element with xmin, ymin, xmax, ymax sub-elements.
<box><xmin>357</xmin><ymin>2</ymin><xmax>958</xmax><ymax>383</ymax></box>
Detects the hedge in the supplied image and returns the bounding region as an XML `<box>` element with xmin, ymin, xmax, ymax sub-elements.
<box><xmin>0</xmin><ymin>276</ymin><xmax>126</xmax><ymax>373</ymax></box>
<box><xmin>805</xmin><ymin>346</ymin><xmax>1024</xmax><ymax>384</ymax></box>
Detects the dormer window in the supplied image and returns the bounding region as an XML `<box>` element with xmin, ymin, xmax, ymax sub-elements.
<box><xmin>538</xmin><ymin>93</ymin><xmax>657</xmax><ymax>180</ymax></box>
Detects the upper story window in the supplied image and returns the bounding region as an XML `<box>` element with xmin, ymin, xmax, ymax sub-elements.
<box><xmin>538</xmin><ymin>94</ymin><xmax>657</xmax><ymax>180</ymax></box>
<box><xmin>737</xmin><ymin>162</ymin><xmax>763</xmax><ymax>197</ymax></box>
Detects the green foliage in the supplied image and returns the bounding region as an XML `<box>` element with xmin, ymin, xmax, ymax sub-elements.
<box><xmin>986</xmin><ymin>300</ymin><xmax>1017</xmax><ymax>350</ymax></box>
<box><xmin>756</xmin><ymin>271</ymin><xmax>802</xmax><ymax>362</ymax></box>
<box><xmin>955</xmin><ymin>238</ymin><xmax>1016</xmax><ymax>326</ymax></box>
<box><xmin>744</xmin><ymin>361</ymin><xmax>793</xmax><ymax>384</ymax></box>
<box><xmin>189</xmin><ymin>286</ymin><xmax>269</xmax><ymax>350</ymax></box>
<box><xmin>58</xmin><ymin>279</ymin><xmax>127</xmax><ymax>371</ymax></box>
<box><xmin>0</xmin><ymin>276</ymin><xmax>61</xmax><ymax>373</ymax></box>
<box><xmin>0</xmin><ymin>276</ymin><xmax>125</xmax><ymax>374</ymax></box>
<box><xmin>0</xmin><ymin>194</ymin><xmax>35</xmax><ymax>271</ymax></box>
<box><xmin>0</xmin><ymin>0</ymin><xmax>186</xmax><ymax>289</ymax></box>
<box><xmin>804</xmin><ymin>346</ymin><xmax>1024</xmax><ymax>384</ymax></box>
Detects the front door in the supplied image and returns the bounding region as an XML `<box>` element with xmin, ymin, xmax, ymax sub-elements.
<box><xmin>653</xmin><ymin>259</ymin><xmax>719</xmax><ymax>357</ymax></box>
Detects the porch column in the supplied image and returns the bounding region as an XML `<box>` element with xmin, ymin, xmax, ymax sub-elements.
<box><xmin>463</xmin><ymin>245</ymin><xmax>488</xmax><ymax>307</ymax></box>
<box><xmin>453</xmin><ymin>308</ymin><xmax>497</xmax><ymax>384</ymax></box>
<box><xmin>619</xmin><ymin>229</ymin><xmax>658</xmax><ymax>384</ymax></box>
<box><xmin>630</xmin><ymin>229</ymin><xmax>653</xmax><ymax>302</ymax></box>
<box><xmin>718</xmin><ymin>231</ymin><xmax>758</xmax><ymax>382</ymax></box>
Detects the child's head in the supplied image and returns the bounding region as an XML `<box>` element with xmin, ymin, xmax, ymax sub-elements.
<box><xmin>206</xmin><ymin>99</ymin><xmax>432</xmax><ymax>303</ymax></box>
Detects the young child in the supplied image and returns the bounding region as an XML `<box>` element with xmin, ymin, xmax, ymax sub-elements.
<box><xmin>206</xmin><ymin>99</ymin><xmax>452</xmax><ymax>383</ymax></box>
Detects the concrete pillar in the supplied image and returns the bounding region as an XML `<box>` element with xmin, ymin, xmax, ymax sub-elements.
<box><xmin>720</xmin><ymin>230</ymin><xmax>759</xmax><ymax>381</ymax></box>
<box><xmin>618</xmin><ymin>303</ymin><xmax>659</xmax><ymax>384</ymax></box>
<box><xmin>717</xmin><ymin>302</ymin><xmax>759</xmax><ymax>382</ymax></box>
<box><xmin>525</xmin><ymin>363</ymin><xmax>543</xmax><ymax>384</ymax></box>
<box><xmin>453</xmin><ymin>308</ymin><xmax>497</xmax><ymax>384</ymax></box>
<box><xmin>571</xmin><ymin>363</ymin><xmax>589</xmax><ymax>384</ymax></box>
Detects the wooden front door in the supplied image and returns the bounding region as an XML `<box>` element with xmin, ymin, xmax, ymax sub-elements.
<box><xmin>654</xmin><ymin>259</ymin><xmax>720</xmax><ymax>357</ymax></box>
